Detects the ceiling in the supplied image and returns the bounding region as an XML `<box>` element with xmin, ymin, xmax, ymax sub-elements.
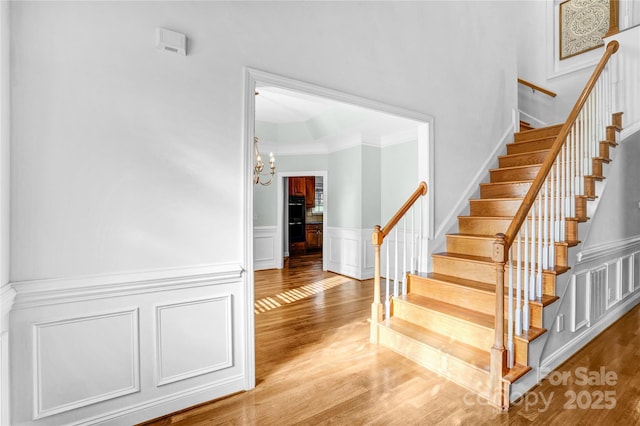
<box><xmin>254</xmin><ymin>85</ymin><xmax>423</xmax><ymax>155</ymax></box>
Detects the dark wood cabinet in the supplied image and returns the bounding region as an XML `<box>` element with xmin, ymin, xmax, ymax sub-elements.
<box><xmin>288</xmin><ymin>176</ymin><xmax>316</xmax><ymax>208</ymax></box>
<box><xmin>305</xmin><ymin>176</ymin><xmax>315</xmax><ymax>208</ymax></box>
<box><xmin>305</xmin><ymin>223</ymin><xmax>323</xmax><ymax>250</ymax></box>
<box><xmin>288</xmin><ymin>177</ymin><xmax>306</xmax><ymax>196</ymax></box>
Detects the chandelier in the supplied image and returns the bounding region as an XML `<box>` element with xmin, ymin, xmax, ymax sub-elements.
<box><xmin>253</xmin><ymin>136</ymin><xmax>275</xmax><ymax>185</ymax></box>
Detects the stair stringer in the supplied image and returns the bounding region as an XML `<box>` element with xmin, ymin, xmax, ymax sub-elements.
<box><xmin>507</xmin><ymin>125</ymin><xmax>631</xmax><ymax>402</ymax></box>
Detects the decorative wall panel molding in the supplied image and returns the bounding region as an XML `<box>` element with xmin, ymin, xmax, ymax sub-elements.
<box><xmin>325</xmin><ymin>227</ymin><xmax>375</xmax><ymax>280</ymax></box>
<box><xmin>155</xmin><ymin>296</ymin><xmax>233</xmax><ymax>386</ymax></box>
<box><xmin>11</xmin><ymin>263</ymin><xmax>243</xmax><ymax>309</ymax></box>
<box><xmin>253</xmin><ymin>226</ymin><xmax>279</xmax><ymax>271</ymax></box>
<box><xmin>571</xmin><ymin>271</ymin><xmax>589</xmax><ymax>332</ymax></box>
<box><xmin>32</xmin><ymin>308</ymin><xmax>140</xmax><ymax>419</ymax></box>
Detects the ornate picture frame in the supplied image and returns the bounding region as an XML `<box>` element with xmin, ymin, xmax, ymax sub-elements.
<box><xmin>559</xmin><ymin>0</ymin><xmax>619</xmax><ymax>60</ymax></box>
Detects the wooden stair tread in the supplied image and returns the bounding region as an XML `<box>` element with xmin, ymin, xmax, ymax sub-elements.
<box><xmin>432</xmin><ymin>252</ymin><xmax>493</xmax><ymax>264</ymax></box>
<box><xmin>382</xmin><ymin>317</ymin><xmax>492</xmax><ymax>372</ymax></box>
<box><xmin>503</xmin><ymin>363</ymin><xmax>532</xmax><ymax>384</ymax></box>
<box><xmin>400</xmin><ymin>293</ymin><xmax>495</xmax><ymax>328</ymax></box>
<box><xmin>396</xmin><ymin>293</ymin><xmax>547</xmax><ymax>344</ymax></box>
<box><xmin>417</xmin><ymin>271</ymin><xmax>497</xmax><ymax>293</ymax></box>
<box><xmin>412</xmin><ymin>272</ymin><xmax>560</xmax><ymax>307</ymax></box>
<box><xmin>489</xmin><ymin>164</ymin><xmax>541</xmax><ymax>173</ymax></box>
<box><xmin>480</xmin><ymin>179</ymin><xmax>533</xmax><ymax>186</ymax></box>
<box><xmin>447</xmin><ymin>233</ymin><xmax>502</xmax><ymax>240</ymax></box>
<box><xmin>458</xmin><ymin>215</ymin><xmax>514</xmax><ymax>220</ymax></box>
<box><xmin>498</xmin><ymin>149</ymin><xmax>550</xmax><ymax>160</ymax></box>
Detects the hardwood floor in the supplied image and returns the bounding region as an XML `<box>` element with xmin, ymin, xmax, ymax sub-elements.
<box><xmin>140</xmin><ymin>254</ymin><xmax>640</xmax><ymax>425</ymax></box>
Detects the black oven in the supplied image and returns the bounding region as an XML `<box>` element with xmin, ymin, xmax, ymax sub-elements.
<box><xmin>289</xmin><ymin>196</ymin><xmax>306</xmax><ymax>242</ymax></box>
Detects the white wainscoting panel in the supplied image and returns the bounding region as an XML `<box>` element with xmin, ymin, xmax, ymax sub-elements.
<box><xmin>254</xmin><ymin>227</ymin><xmax>279</xmax><ymax>271</ymax></box>
<box><xmin>33</xmin><ymin>308</ymin><xmax>140</xmax><ymax>419</ymax></box>
<box><xmin>571</xmin><ymin>272</ymin><xmax>589</xmax><ymax>332</ymax></box>
<box><xmin>621</xmin><ymin>255</ymin><xmax>633</xmax><ymax>298</ymax></box>
<box><xmin>606</xmin><ymin>262</ymin><xmax>620</xmax><ymax>309</ymax></box>
<box><xmin>9</xmin><ymin>263</ymin><xmax>246</xmax><ymax>426</ymax></box>
<box><xmin>155</xmin><ymin>296</ymin><xmax>233</xmax><ymax>386</ymax></box>
<box><xmin>325</xmin><ymin>227</ymin><xmax>375</xmax><ymax>280</ymax></box>
<box><xmin>634</xmin><ymin>251</ymin><xmax>640</xmax><ymax>292</ymax></box>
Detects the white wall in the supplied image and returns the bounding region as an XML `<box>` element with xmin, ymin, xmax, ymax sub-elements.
<box><xmin>10</xmin><ymin>2</ymin><xmax>517</xmax><ymax>282</ymax></box>
<box><xmin>381</xmin><ymin>140</ymin><xmax>418</xmax><ymax>224</ymax></box>
<box><xmin>6</xmin><ymin>1</ymin><xmax>518</xmax><ymax>424</ymax></box>
<box><xmin>0</xmin><ymin>1</ymin><xmax>11</xmax><ymax>425</ymax></box>
<box><xmin>517</xmin><ymin>0</ymin><xmax>640</xmax><ymax>126</ymax></box>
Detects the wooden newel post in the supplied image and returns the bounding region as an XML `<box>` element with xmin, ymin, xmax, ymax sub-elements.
<box><xmin>490</xmin><ymin>233</ymin><xmax>508</xmax><ymax>409</ymax></box>
<box><xmin>370</xmin><ymin>225</ymin><xmax>384</xmax><ymax>343</ymax></box>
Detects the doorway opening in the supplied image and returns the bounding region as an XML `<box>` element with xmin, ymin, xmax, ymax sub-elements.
<box><xmin>244</xmin><ymin>68</ymin><xmax>434</xmax><ymax>389</ymax></box>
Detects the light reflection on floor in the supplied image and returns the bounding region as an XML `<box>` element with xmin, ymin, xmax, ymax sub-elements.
<box><xmin>254</xmin><ymin>275</ymin><xmax>351</xmax><ymax>314</ymax></box>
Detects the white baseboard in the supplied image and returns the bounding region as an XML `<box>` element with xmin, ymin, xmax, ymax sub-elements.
<box><xmin>75</xmin><ymin>375</ymin><xmax>246</xmax><ymax>426</ymax></box>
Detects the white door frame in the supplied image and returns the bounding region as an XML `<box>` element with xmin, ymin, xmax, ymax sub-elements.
<box><xmin>242</xmin><ymin>67</ymin><xmax>434</xmax><ymax>390</ymax></box>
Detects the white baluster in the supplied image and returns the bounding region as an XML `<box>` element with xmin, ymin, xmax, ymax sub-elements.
<box><xmin>537</xmin><ymin>195</ymin><xmax>543</xmax><ymax>299</ymax></box>
<box><xmin>385</xmin><ymin>239</ymin><xmax>390</xmax><ymax>318</ymax></box>
<box><xmin>402</xmin><ymin>217</ymin><xmax>407</xmax><ymax>295</ymax></box>
<box><xmin>543</xmin><ymin>178</ymin><xmax>549</xmax><ymax>269</ymax></box>
<box><xmin>394</xmin><ymin>227</ymin><xmax>399</xmax><ymax>298</ymax></box>
<box><xmin>508</xmin><ymin>245</ymin><xmax>514</xmax><ymax>368</ymax></box>
<box><xmin>523</xmin><ymin>219</ymin><xmax>530</xmax><ymax>331</ymax></box>
<box><xmin>530</xmin><ymin>202</ymin><xmax>536</xmax><ymax>300</ymax></box>
<box><xmin>550</xmin><ymin>165</ymin><xmax>556</xmax><ymax>268</ymax></box>
<box><xmin>516</xmin><ymin>231</ymin><xmax>522</xmax><ymax>336</ymax></box>
<box><xmin>411</xmin><ymin>208</ymin><xmax>415</xmax><ymax>274</ymax></box>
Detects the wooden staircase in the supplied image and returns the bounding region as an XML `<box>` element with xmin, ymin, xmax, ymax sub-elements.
<box><xmin>376</xmin><ymin>120</ymin><xmax>620</xmax><ymax>405</ymax></box>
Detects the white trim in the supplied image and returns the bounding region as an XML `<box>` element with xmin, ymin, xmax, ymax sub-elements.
<box><xmin>32</xmin><ymin>308</ymin><xmax>140</xmax><ymax>420</ymax></box>
<box><xmin>246</xmin><ymin>68</ymin><xmax>433</xmax><ymax>123</ymax></box>
<box><xmin>10</xmin><ymin>263</ymin><xmax>243</xmax><ymax>309</ymax></box>
<box><xmin>577</xmin><ymin>235</ymin><xmax>640</xmax><ymax>263</ymax></box>
<box><xmin>0</xmin><ymin>284</ymin><xmax>14</xmax><ymax>332</ymax></box>
<box><xmin>433</xmin><ymin>120</ymin><xmax>515</xmax><ymax>242</ymax></box>
<box><xmin>67</xmin><ymin>374</ymin><xmax>245</xmax><ymax>426</ymax></box>
<box><xmin>570</xmin><ymin>273</ymin><xmax>590</xmax><ymax>332</ymax></box>
<box><xmin>518</xmin><ymin>109</ymin><xmax>550</xmax><ymax>129</ymax></box>
<box><xmin>242</xmin><ymin>68</ymin><xmax>257</xmax><ymax>392</ymax></box>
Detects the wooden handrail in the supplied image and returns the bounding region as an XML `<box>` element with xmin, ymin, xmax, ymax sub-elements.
<box><xmin>370</xmin><ymin>180</ymin><xmax>428</xmax><ymax>343</ymax></box>
<box><xmin>505</xmin><ymin>40</ymin><xmax>619</xmax><ymax>250</ymax></box>
<box><xmin>518</xmin><ymin>78</ymin><xmax>557</xmax><ymax>98</ymax></box>
<box><xmin>378</xmin><ymin>181</ymin><xmax>428</xmax><ymax>241</ymax></box>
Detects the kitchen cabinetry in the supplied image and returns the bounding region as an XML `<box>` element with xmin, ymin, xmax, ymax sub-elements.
<box><xmin>288</xmin><ymin>177</ymin><xmax>306</xmax><ymax>196</ymax></box>
<box><xmin>305</xmin><ymin>223</ymin><xmax>323</xmax><ymax>250</ymax></box>
<box><xmin>288</xmin><ymin>176</ymin><xmax>316</xmax><ymax>208</ymax></box>
<box><xmin>305</xmin><ymin>177</ymin><xmax>315</xmax><ymax>208</ymax></box>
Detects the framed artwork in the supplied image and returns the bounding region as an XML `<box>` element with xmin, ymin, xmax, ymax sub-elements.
<box><xmin>559</xmin><ymin>0</ymin><xmax>619</xmax><ymax>60</ymax></box>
